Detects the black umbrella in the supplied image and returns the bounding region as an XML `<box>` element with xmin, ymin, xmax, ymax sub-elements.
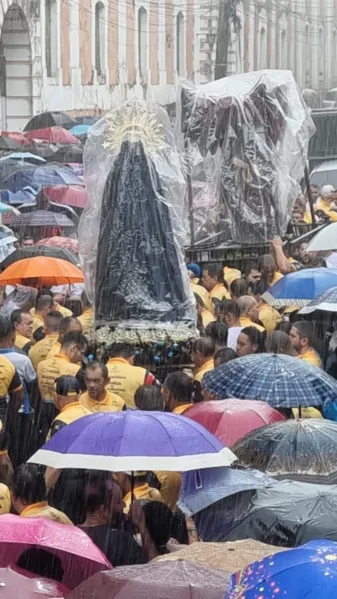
<box><xmin>50</xmin><ymin>146</ymin><xmax>83</xmax><ymax>164</ymax></box>
<box><xmin>224</xmin><ymin>479</ymin><xmax>337</xmax><ymax>547</ymax></box>
<box><xmin>232</xmin><ymin>419</ymin><xmax>337</xmax><ymax>484</ymax></box>
<box><xmin>11</xmin><ymin>210</ymin><xmax>75</xmax><ymax>229</ymax></box>
<box><xmin>24</xmin><ymin>112</ymin><xmax>76</xmax><ymax>131</ymax></box>
<box><xmin>0</xmin><ymin>136</ymin><xmax>21</xmax><ymax>151</ymax></box>
<box><xmin>1</xmin><ymin>246</ymin><xmax>79</xmax><ymax>269</ymax></box>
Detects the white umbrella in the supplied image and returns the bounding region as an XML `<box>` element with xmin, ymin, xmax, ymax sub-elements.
<box><xmin>307</xmin><ymin>223</ymin><xmax>337</xmax><ymax>252</ymax></box>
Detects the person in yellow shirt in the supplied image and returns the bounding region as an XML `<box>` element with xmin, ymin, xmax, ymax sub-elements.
<box><xmin>238</xmin><ymin>295</ymin><xmax>265</xmax><ymax>333</ymax></box>
<box><xmin>289</xmin><ymin>321</ymin><xmax>322</xmax><ymax>368</ymax></box>
<box><xmin>30</xmin><ymin>293</ymin><xmax>54</xmax><ymax>340</ymax></box>
<box><xmin>116</xmin><ymin>471</ymin><xmax>163</xmax><ymax>514</ymax></box>
<box><xmin>47</xmin><ymin>375</ymin><xmax>91</xmax><ymax>440</ymax></box>
<box><xmin>161</xmin><ymin>371</ymin><xmax>194</xmax><ymax>415</ymax></box>
<box><xmin>46</xmin><ymin>316</ymin><xmax>83</xmax><ymax>360</ymax></box>
<box><xmin>202</xmin><ymin>263</ymin><xmax>230</xmax><ymax>309</ymax></box>
<box><xmin>78</xmin><ymin>291</ymin><xmax>94</xmax><ymax>335</ymax></box>
<box><xmin>106</xmin><ymin>344</ymin><xmax>157</xmax><ymax>408</ymax></box>
<box><xmin>257</xmin><ymin>254</ymin><xmax>283</xmax><ymax>287</ymax></box>
<box><xmin>11</xmin><ymin>310</ymin><xmax>33</xmax><ymax>354</ymax></box>
<box><xmin>190</xmin><ymin>282</ymin><xmax>213</xmax><ymax>313</ymax></box>
<box><xmin>187</xmin><ymin>263</ymin><xmax>201</xmax><ymax>285</ymax></box>
<box><xmin>37</xmin><ymin>331</ymin><xmax>87</xmax><ymax>436</ymax></box>
<box><xmin>192</xmin><ymin>337</ymin><xmax>215</xmax><ymax>382</ymax></box>
<box><xmin>81</xmin><ymin>362</ymin><xmax>125</xmax><ymax>412</ymax></box>
<box><xmin>52</xmin><ymin>287</ymin><xmax>73</xmax><ymax>318</ymax></box>
<box><xmin>315</xmin><ymin>185</ymin><xmax>337</xmax><ymax>222</ymax></box>
<box><xmin>29</xmin><ymin>311</ymin><xmax>63</xmax><ymax>370</ymax></box>
<box><xmin>194</xmin><ymin>293</ymin><xmax>215</xmax><ymax>330</ymax></box>
<box><xmin>11</xmin><ymin>463</ymin><xmax>72</xmax><ymax>525</ymax></box>
<box><xmin>224</xmin><ymin>266</ymin><xmax>241</xmax><ymax>286</ymax></box>
<box><xmin>248</xmin><ymin>280</ymin><xmax>282</xmax><ymax>333</ymax></box>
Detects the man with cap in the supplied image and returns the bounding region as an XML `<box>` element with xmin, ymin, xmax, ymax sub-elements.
<box><xmin>47</xmin><ymin>375</ymin><xmax>90</xmax><ymax>440</ymax></box>
<box><xmin>187</xmin><ymin>263</ymin><xmax>201</xmax><ymax>285</ymax></box>
<box><xmin>315</xmin><ymin>185</ymin><xmax>337</xmax><ymax>221</ymax></box>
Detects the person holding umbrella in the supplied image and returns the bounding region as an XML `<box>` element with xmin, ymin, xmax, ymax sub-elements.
<box><xmin>289</xmin><ymin>321</ymin><xmax>322</xmax><ymax>368</ymax></box>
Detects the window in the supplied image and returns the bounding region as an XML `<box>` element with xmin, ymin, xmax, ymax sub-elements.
<box><xmin>95</xmin><ymin>2</ymin><xmax>105</xmax><ymax>76</ymax></box>
<box><xmin>280</xmin><ymin>30</ymin><xmax>287</xmax><ymax>69</ymax></box>
<box><xmin>138</xmin><ymin>7</ymin><xmax>148</xmax><ymax>79</ymax></box>
<box><xmin>176</xmin><ymin>12</ymin><xmax>184</xmax><ymax>76</ymax></box>
<box><xmin>45</xmin><ymin>0</ymin><xmax>57</xmax><ymax>77</ymax></box>
<box><xmin>259</xmin><ymin>27</ymin><xmax>267</xmax><ymax>70</ymax></box>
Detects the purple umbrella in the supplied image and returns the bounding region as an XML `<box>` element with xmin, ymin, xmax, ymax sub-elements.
<box><xmin>28</xmin><ymin>411</ymin><xmax>236</xmax><ymax>471</ymax></box>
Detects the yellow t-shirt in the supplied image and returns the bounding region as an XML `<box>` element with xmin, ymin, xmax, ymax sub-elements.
<box><xmin>47</xmin><ymin>401</ymin><xmax>91</xmax><ymax>439</ymax></box>
<box><xmin>46</xmin><ymin>341</ymin><xmax>61</xmax><ymax>360</ymax></box>
<box><xmin>123</xmin><ymin>484</ymin><xmax>163</xmax><ymax>514</ymax></box>
<box><xmin>80</xmin><ymin>389</ymin><xmax>125</xmax><ymax>412</ymax></box>
<box><xmin>29</xmin><ymin>333</ymin><xmax>59</xmax><ymax>370</ymax></box>
<box><xmin>77</xmin><ymin>308</ymin><xmax>94</xmax><ymax>335</ymax></box>
<box><xmin>191</xmin><ymin>283</ymin><xmax>213</xmax><ymax>313</ymax></box>
<box><xmin>154</xmin><ymin>471</ymin><xmax>181</xmax><ymax>511</ymax></box>
<box><xmin>315</xmin><ymin>199</ymin><xmax>337</xmax><ymax>221</ymax></box>
<box><xmin>106</xmin><ymin>358</ymin><xmax>151</xmax><ymax>408</ymax></box>
<box><xmin>259</xmin><ymin>303</ymin><xmax>282</xmax><ymax>333</ymax></box>
<box><xmin>270</xmin><ymin>271</ymin><xmax>284</xmax><ymax>286</ymax></box>
<box><xmin>54</xmin><ymin>303</ymin><xmax>73</xmax><ymax>317</ymax></box>
<box><xmin>30</xmin><ymin>312</ymin><xmax>45</xmax><ymax>335</ymax></box>
<box><xmin>172</xmin><ymin>403</ymin><xmax>193</xmax><ymax>415</ymax></box>
<box><xmin>224</xmin><ymin>267</ymin><xmax>241</xmax><ymax>285</ymax></box>
<box><xmin>37</xmin><ymin>354</ymin><xmax>80</xmax><ymax>402</ymax></box>
<box><xmin>240</xmin><ymin>316</ymin><xmax>265</xmax><ymax>333</ymax></box>
<box><xmin>0</xmin><ymin>484</ymin><xmax>11</xmax><ymax>515</ymax></box>
<box><xmin>194</xmin><ymin>358</ymin><xmax>214</xmax><ymax>383</ymax></box>
<box><xmin>201</xmin><ymin>310</ymin><xmax>216</xmax><ymax>328</ymax></box>
<box><xmin>15</xmin><ymin>333</ymin><xmax>31</xmax><ymax>353</ymax></box>
<box><xmin>298</xmin><ymin>349</ymin><xmax>322</xmax><ymax>368</ymax></box>
<box><xmin>21</xmin><ymin>501</ymin><xmax>73</xmax><ymax>525</ymax></box>
<box><xmin>0</xmin><ymin>356</ymin><xmax>22</xmax><ymax>398</ymax></box>
<box><xmin>209</xmin><ymin>284</ymin><xmax>230</xmax><ymax>302</ymax></box>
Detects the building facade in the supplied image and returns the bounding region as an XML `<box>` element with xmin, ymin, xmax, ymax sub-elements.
<box><xmin>200</xmin><ymin>0</ymin><xmax>337</xmax><ymax>95</ymax></box>
<box><xmin>0</xmin><ymin>0</ymin><xmax>201</xmax><ymax>130</ymax></box>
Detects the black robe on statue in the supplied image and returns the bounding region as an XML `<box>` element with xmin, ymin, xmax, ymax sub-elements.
<box><xmin>95</xmin><ymin>139</ymin><xmax>193</xmax><ymax>330</ymax></box>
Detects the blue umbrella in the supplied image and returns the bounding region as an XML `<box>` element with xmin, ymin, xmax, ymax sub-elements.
<box><xmin>4</xmin><ymin>165</ymin><xmax>82</xmax><ymax>192</ymax></box>
<box><xmin>179</xmin><ymin>466</ymin><xmax>274</xmax><ymax>516</ymax></box>
<box><xmin>0</xmin><ymin>152</ymin><xmax>45</xmax><ymax>164</ymax></box>
<box><xmin>226</xmin><ymin>540</ymin><xmax>337</xmax><ymax>598</ymax></box>
<box><xmin>263</xmin><ymin>268</ymin><xmax>337</xmax><ymax>307</ymax></box>
<box><xmin>28</xmin><ymin>411</ymin><xmax>236</xmax><ymax>471</ymax></box>
<box><xmin>299</xmin><ymin>286</ymin><xmax>337</xmax><ymax>314</ymax></box>
<box><xmin>70</xmin><ymin>124</ymin><xmax>91</xmax><ymax>136</ymax></box>
<box><xmin>203</xmin><ymin>353</ymin><xmax>337</xmax><ymax>408</ymax></box>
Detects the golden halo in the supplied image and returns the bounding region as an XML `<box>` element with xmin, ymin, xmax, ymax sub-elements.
<box><xmin>103</xmin><ymin>103</ymin><xmax>165</xmax><ymax>155</ymax></box>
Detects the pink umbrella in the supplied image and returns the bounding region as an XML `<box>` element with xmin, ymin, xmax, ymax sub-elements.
<box><xmin>24</xmin><ymin>127</ymin><xmax>79</xmax><ymax>145</ymax></box>
<box><xmin>36</xmin><ymin>237</ymin><xmax>78</xmax><ymax>252</ymax></box>
<box><xmin>1</xmin><ymin>131</ymin><xmax>31</xmax><ymax>147</ymax></box>
<box><xmin>0</xmin><ymin>565</ymin><xmax>65</xmax><ymax>598</ymax></box>
<box><xmin>44</xmin><ymin>186</ymin><xmax>88</xmax><ymax>209</ymax></box>
<box><xmin>0</xmin><ymin>515</ymin><xmax>111</xmax><ymax>590</ymax></box>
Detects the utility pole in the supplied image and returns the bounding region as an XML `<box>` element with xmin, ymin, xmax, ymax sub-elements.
<box><xmin>214</xmin><ymin>0</ymin><xmax>232</xmax><ymax>80</ymax></box>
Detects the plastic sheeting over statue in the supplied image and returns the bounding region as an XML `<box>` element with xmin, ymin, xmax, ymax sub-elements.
<box><xmin>78</xmin><ymin>100</ymin><xmax>196</xmax><ymax>343</ymax></box>
<box><xmin>177</xmin><ymin>70</ymin><xmax>315</xmax><ymax>245</ymax></box>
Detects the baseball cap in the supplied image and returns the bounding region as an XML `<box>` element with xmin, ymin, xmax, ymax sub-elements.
<box><xmin>54</xmin><ymin>375</ymin><xmax>80</xmax><ymax>397</ymax></box>
<box><xmin>187</xmin><ymin>263</ymin><xmax>201</xmax><ymax>278</ymax></box>
<box><xmin>321</xmin><ymin>184</ymin><xmax>336</xmax><ymax>197</ymax></box>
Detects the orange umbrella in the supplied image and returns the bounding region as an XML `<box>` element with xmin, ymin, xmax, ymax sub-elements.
<box><xmin>0</xmin><ymin>256</ymin><xmax>84</xmax><ymax>287</ymax></box>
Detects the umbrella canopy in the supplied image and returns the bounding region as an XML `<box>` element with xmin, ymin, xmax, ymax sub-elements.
<box><xmin>262</xmin><ymin>268</ymin><xmax>337</xmax><ymax>307</ymax></box>
<box><xmin>0</xmin><ymin>566</ymin><xmax>65</xmax><ymax>598</ymax></box>
<box><xmin>185</xmin><ymin>400</ymin><xmax>285</xmax><ymax>447</ymax></box>
<box><xmin>24</xmin><ymin>127</ymin><xmax>79</xmax><ymax>145</ymax></box>
<box><xmin>68</xmin><ymin>561</ymin><xmax>231</xmax><ymax>599</ymax></box>
<box><xmin>50</xmin><ymin>146</ymin><xmax>84</xmax><ymax>164</ymax></box>
<box><xmin>4</xmin><ymin>164</ymin><xmax>83</xmax><ymax>192</ymax></box>
<box><xmin>226</xmin><ymin>540</ymin><xmax>337</xmax><ymax>599</ymax></box>
<box><xmin>28</xmin><ymin>411</ymin><xmax>236</xmax><ymax>471</ymax></box>
<box><xmin>0</xmin><ymin>159</ymin><xmax>35</xmax><ymax>186</ymax></box>
<box><xmin>1</xmin><ymin>246</ymin><xmax>79</xmax><ymax>269</ymax></box>
<box><xmin>1</xmin><ymin>131</ymin><xmax>32</xmax><ymax>148</ymax></box>
<box><xmin>299</xmin><ymin>286</ymin><xmax>337</xmax><ymax>314</ymax></box>
<box><xmin>24</xmin><ymin>112</ymin><xmax>76</xmax><ymax>131</ymax></box>
<box><xmin>0</xmin><ymin>135</ymin><xmax>22</xmax><ymax>151</ymax></box>
<box><xmin>11</xmin><ymin>210</ymin><xmax>74</xmax><ymax>229</ymax></box>
<box><xmin>0</xmin><ymin>152</ymin><xmax>46</xmax><ymax>164</ymax></box>
<box><xmin>179</xmin><ymin>466</ymin><xmax>274</xmax><ymax>516</ymax></box>
<box><xmin>0</xmin><ymin>256</ymin><xmax>83</xmax><ymax>286</ymax></box>
<box><xmin>0</xmin><ymin>515</ymin><xmax>111</xmax><ymax>589</ymax></box>
<box><xmin>202</xmin><ymin>353</ymin><xmax>337</xmax><ymax>409</ymax></box>
<box><xmin>306</xmin><ymin>222</ymin><xmax>337</xmax><ymax>252</ymax></box>
<box><xmin>232</xmin><ymin>418</ymin><xmax>337</xmax><ymax>483</ymax></box>
<box><xmin>44</xmin><ymin>185</ymin><xmax>87</xmax><ymax>209</ymax></box>
<box><xmin>36</xmin><ymin>236</ymin><xmax>78</xmax><ymax>252</ymax></box>
<box><xmin>70</xmin><ymin>124</ymin><xmax>91</xmax><ymax>136</ymax></box>
<box><xmin>224</xmin><ymin>479</ymin><xmax>337</xmax><ymax>547</ymax></box>
<box><xmin>155</xmin><ymin>540</ymin><xmax>285</xmax><ymax>573</ymax></box>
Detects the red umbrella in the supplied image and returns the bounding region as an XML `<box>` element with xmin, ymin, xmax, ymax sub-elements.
<box><xmin>44</xmin><ymin>185</ymin><xmax>88</xmax><ymax>209</ymax></box>
<box><xmin>0</xmin><ymin>566</ymin><xmax>65</xmax><ymax>598</ymax></box>
<box><xmin>36</xmin><ymin>236</ymin><xmax>78</xmax><ymax>252</ymax></box>
<box><xmin>185</xmin><ymin>399</ymin><xmax>285</xmax><ymax>447</ymax></box>
<box><xmin>0</xmin><ymin>515</ymin><xmax>111</xmax><ymax>590</ymax></box>
<box><xmin>24</xmin><ymin>127</ymin><xmax>79</xmax><ymax>145</ymax></box>
<box><xmin>1</xmin><ymin>131</ymin><xmax>31</xmax><ymax>147</ymax></box>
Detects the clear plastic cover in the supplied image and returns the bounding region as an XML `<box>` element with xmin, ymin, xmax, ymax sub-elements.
<box><xmin>176</xmin><ymin>70</ymin><xmax>315</xmax><ymax>245</ymax></box>
<box><xmin>78</xmin><ymin>100</ymin><xmax>196</xmax><ymax>344</ymax></box>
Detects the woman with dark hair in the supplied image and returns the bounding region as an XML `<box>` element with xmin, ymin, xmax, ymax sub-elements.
<box><xmin>141</xmin><ymin>500</ymin><xmax>174</xmax><ymax>555</ymax></box>
<box><xmin>236</xmin><ymin>326</ymin><xmax>264</xmax><ymax>357</ymax></box>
